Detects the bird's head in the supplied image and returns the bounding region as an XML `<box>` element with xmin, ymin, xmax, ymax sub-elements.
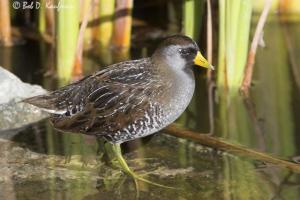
<box><xmin>152</xmin><ymin>35</ymin><xmax>214</xmax><ymax>71</ymax></box>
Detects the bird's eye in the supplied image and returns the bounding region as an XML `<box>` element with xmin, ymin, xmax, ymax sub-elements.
<box><xmin>178</xmin><ymin>48</ymin><xmax>190</xmax><ymax>55</ymax></box>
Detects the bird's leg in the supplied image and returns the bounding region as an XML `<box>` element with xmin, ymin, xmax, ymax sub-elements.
<box><xmin>110</xmin><ymin>143</ymin><xmax>176</xmax><ymax>189</ymax></box>
<box><xmin>110</xmin><ymin>143</ymin><xmax>140</xmax><ymax>197</ymax></box>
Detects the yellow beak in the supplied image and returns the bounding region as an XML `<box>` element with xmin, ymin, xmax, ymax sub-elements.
<box><xmin>193</xmin><ymin>51</ymin><xmax>215</xmax><ymax>70</ymax></box>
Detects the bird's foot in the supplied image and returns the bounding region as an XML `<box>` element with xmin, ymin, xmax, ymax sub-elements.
<box><xmin>110</xmin><ymin>143</ymin><xmax>176</xmax><ymax>190</ymax></box>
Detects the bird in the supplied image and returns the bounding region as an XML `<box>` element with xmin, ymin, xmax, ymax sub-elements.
<box><xmin>23</xmin><ymin>35</ymin><xmax>213</xmax><ymax>187</ymax></box>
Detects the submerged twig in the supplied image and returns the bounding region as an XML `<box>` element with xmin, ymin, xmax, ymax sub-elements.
<box><xmin>243</xmin><ymin>97</ymin><xmax>266</xmax><ymax>151</ymax></box>
<box><xmin>206</xmin><ymin>0</ymin><xmax>215</xmax><ymax>134</ymax></box>
<box><xmin>207</xmin><ymin>82</ymin><xmax>215</xmax><ymax>134</ymax></box>
<box><xmin>164</xmin><ymin>124</ymin><xmax>300</xmax><ymax>172</ymax></box>
<box><xmin>240</xmin><ymin>0</ymin><xmax>273</xmax><ymax>97</ymax></box>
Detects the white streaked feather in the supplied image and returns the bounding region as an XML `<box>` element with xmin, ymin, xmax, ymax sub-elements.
<box><xmin>38</xmin><ymin>107</ymin><xmax>67</xmax><ymax>115</ymax></box>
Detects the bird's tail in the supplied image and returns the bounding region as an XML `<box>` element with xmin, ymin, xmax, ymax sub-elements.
<box><xmin>22</xmin><ymin>95</ymin><xmax>65</xmax><ymax>114</ymax></box>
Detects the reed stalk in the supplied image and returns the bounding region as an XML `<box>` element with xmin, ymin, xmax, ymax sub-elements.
<box><xmin>183</xmin><ymin>0</ymin><xmax>204</xmax><ymax>41</ymax></box>
<box><xmin>96</xmin><ymin>0</ymin><xmax>115</xmax><ymax>65</ymax></box>
<box><xmin>217</xmin><ymin>0</ymin><xmax>226</xmax><ymax>93</ymax></box>
<box><xmin>112</xmin><ymin>0</ymin><xmax>133</xmax><ymax>50</ymax></box>
<box><xmin>0</xmin><ymin>0</ymin><xmax>12</xmax><ymax>46</ymax></box>
<box><xmin>73</xmin><ymin>0</ymin><xmax>94</xmax><ymax>79</ymax></box>
<box><xmin>38</xmin><ymin>0</ymin><xmax>46</xmax><ymax>35</ymax></box>
<box><xmin>56</xmin><ymin>0</ymin><xmax>94</xmax><ymax>177</ymax></box>
<box><xmin>216</xmin><ymin>1</ymin><xmax>253</xmax><ymax>145</ymax></box>
<box><xmin>178</xmin><ymin>0</ymin><xmax>205</xmax><ymax>127</ymax></box>
<box><xmin>99</xmin><ymin>0</ymin><xmax>115</xmax><ymax>48</ymax></box>
<box><xmin>253</xmin><ymin>0</ymin><xmax>278</xmax><ymax>13</ymax></box>
<box><xmin>206</xmin><ymin>0</ymin><xmax>215</xmax><ymax>134</ymax></box>
<box><xmin>240</xmin><ymin>0</ymin><xmax>273</xmax><ymax>97</ymax></box>
<box><xmin>88</xmin><ymin>0</ymin><xmax>100</xmax><ymax>43</ymax></box>
<box><xmin>79</xmin><ymin>0</ymin><xmax>93</xmax><ymax>49</ymax></box>
<box><xmin>56</xmin><ymin>0</ymin><xmax>80</xmax><ymax>83</ymax></box>
<box><xmin>46</xmin><ymin>0</ymin><xmax>55</xmax><ymax>35</ymax></box>
<box><xmin>218</xmin><ymin>0</ymin><xmax>252</xmax><ymax>95</ymax></box>
<box><xmin>216</xmin><ymin>2</ymin><xmax>261</xmax><ymax>197</ymax></box>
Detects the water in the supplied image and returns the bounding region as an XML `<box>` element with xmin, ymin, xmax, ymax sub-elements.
<box><xmin>1</xmin><ymin>15</ymin><xmax>300</xmax><ymax>199</ymax></box>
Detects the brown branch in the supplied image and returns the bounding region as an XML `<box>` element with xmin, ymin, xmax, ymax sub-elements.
<box><xmin>206</xmin><ymin>0</ymin><xmax>213</xmax><ymax>65</ymax></box>
<box><xmin>73</xmin><ymin>0</ymin><xmax>95</xmax><ymax>79</ymax></box>
<box><xmin>240</xmin><ymin>0</ymin><xmax>273</xmax><ymax>98</ymax></box>
<box><xmin>239</xmin><ymin>0</ymin><xmax>272</xmax><ymax>153</ymax></box>
<box><xmin>163</xmin><ymin>124</ymin><xmax>300</xmax><ymax>172</ymax></box>
<box><xmin>112</xmin><ymin>0</ymin><xmax>134</xmax><ymax>50</ymax></box>
<box><xmin>206</xmin><ymin>0</ymin><xmax>215</xmax><ymax>134</ymax></box>
<box><xmin>45</xmin><ymin>0</ymin><xmax>55</xmax><ymax>36</ymax></box>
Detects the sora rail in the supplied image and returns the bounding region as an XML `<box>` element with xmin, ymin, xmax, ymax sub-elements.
<box><xmin>24</xmin><ymin>35</ymin><xmax>213</xmax><ymax>186</ymax></box>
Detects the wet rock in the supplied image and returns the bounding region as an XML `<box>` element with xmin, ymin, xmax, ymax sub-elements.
<box><xmin>0</xmin><ymin>67</ymin><xmax>46</xmax><ymax>104</ymax></box>
<box><xmin>0</xmin><ymin>66</ymin><xmax>48</xmax><ymax>132</ymax></box>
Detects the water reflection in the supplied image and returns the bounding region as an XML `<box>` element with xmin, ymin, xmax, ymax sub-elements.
<box><xmin>215</xmin><ymin>15</ymin><xmax>300</xmax><ymax>200</ymax></box>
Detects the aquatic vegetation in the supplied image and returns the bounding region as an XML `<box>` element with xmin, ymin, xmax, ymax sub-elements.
<box><xmin>0</xmin><ymin>0</ymin><xmax>12</xmax><ymax>46</ymax></box>
<box><xmin>98</xmin><ymin>0</ymin><xmax>115</xmax><ymax>48</ymax></box>
<box><xmin>217</xmin><ymin>0</ymin><xmax>252</xmax><ymax>95</ymax></box>
<box><xmin>183</xmin><ymin>0</ymin><xmax>204</xmax><ymax>41</ymax></box>
<box><xmin>38</xmin><ymin>0</ymin><xmax>46</xmax><ymax>35</ymax></box>
<box><xmin>112</xmin><ymin>0</ymin><xmax>133</xmax><ymax>50</ymax></box>
<box><xmin>56</xmin><ymin>0</ymin><xmax>79</xmax><ymax>83</ymax></box>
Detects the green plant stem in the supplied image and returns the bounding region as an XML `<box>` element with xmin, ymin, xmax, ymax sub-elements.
<box><xmin>56</xmin><ymin>0</ymin><xmax>80</xmax><ymax>84</ymax></box>
<box><xmin>98</xmin><ymin>0</ymin><xmax>115</xmax><ymax>48</ymax></box>
<box><xmin>183</xmin><ymin>0</ymin><xmax>203</xmax><ymax>41</ymax></box>
<box><xmin>39</xmin><ymin>0</ymin><xmax>46</xmax><ymax>34</ymax></box>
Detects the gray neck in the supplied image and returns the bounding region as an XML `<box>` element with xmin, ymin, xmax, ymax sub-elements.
<box><xmin>171</xmin><ymin>67</ymin><xmax>195</xmax><ymax>104</ymax></box>
<box><xmin>164</xmin><ymin>66</ymin><xmax>195</xmax><ymax>123</ymax></box>
<box><xmin>151</xmin><ymin>55</ymin><xmax>195</xmax><ymax>113</ymax></box>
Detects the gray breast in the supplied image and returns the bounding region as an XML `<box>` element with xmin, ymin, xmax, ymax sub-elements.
<box><xmin>162</xmin><ymin>68</ymin><xmax>195</xmax><ymax>124</ymax></box>
<box><xmin>106</xmin><ymin>68</ymin><xmax>195</xmax><ymax>144</ymax></box>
